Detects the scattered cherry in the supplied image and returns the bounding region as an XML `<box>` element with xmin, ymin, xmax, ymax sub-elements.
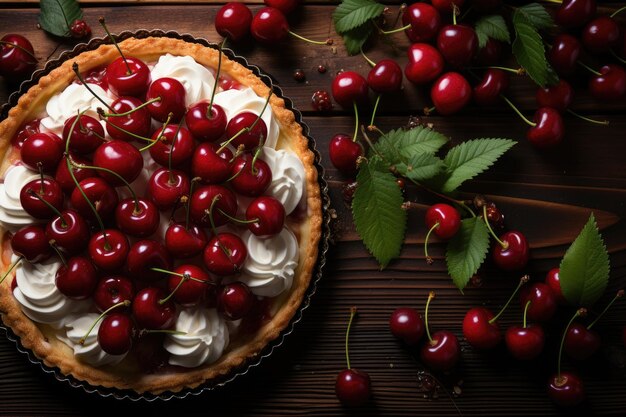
<box><xmin>548</xmin><ymin>371</ymin><xmax>585</xmax><ymax>407</ymax></box>
<box><xmin>405</xmin><ymin>43</ymin><xmax>444</xmax><ymax>85</ymax></box>
<box><xmin>564</xmin><ymin>322</ymin><xmax>600</xmax><ymax>360</ymax></box>
<box><xmin>436</xmin><ymin>24</ymin><xmax>478</xmax><ymax>68</ymax></box>
<box><xmin>0</xmin><ymin>34</ymin><xmax>36</xmax><ymax>80</ymax></box>
<box><xmin>492</xmin><ymin>230</ymin><xmax>529</xmax><ymax>271</ymax></box>
<box><xmin>332</xmin><ymin>71</ymin><xmax>369</xmax><ymax>108</ymax></box>
<box><xmin>526</xmin><ymin>107</ymin><xmax>564</xmax><ymax>148</ymax></box>
<box><xmin>582</xmin><ymin>16</ymin><xmax>620</xmax><ymax>53</ymax></box>
<box><xmin>535</xmin><ymin>80</ymin><xmax>574</xmax><ymax>112</ymax></box>
<box><xmin>367</xmin><ymin>59</ymin><xmax>402</xmax><ymax>93</ymax></box>
<box><xmin>430</xmin><ymin>72</ymin><xmax>471</xmax><ymax>115</ymax></box>
<box><xmin>545</xmin><ymin>268</ymin><xmax>567</xmax><ymax>304</ymax></box>
<box><xmin>473</xmin><ymin>69</ymin><xmax>510</xmax><ymax>106</ymax></box>
<box><xmin>548</xmin><ymin>34</ymin><xmax>581</xmax><ymax>78</ymax></box>
<box><xmin>520</xmin><ymin>283</ymin><xmax>557</xmax><ymax>322</ymax></box>
<box><xmin>335</xmin><ymin>307</ymin><xmax>371</xmax><ymax>406</ymax></box>
<box><xmin>70</xmin><ymin>19</ymin><xmax>92</xmax><ymax>39</ymax></box>
<box><xmin>215</xmin><ymin>3</ymin><xmax>253</xmax><ymax>42</ymax></box>
<box><xmin>505</xmin><ymin>324</ymin><xmax>545</xmax><ymax>360</ymax></box>
<box><xmin>311</xmin><ymin>90</ymin><xmax>333</xmax><ymax>111</ymax></box>
<box><xmin>389</xmin><ymin>307</ymin><xmax>424</xmax><ymax>346</ymax></box>
<box><xmin>264</xmin><ymin>0</ymin><xmax>299</xmax><ymax>15</ymax></box>
<box><xmin>402</xmin><ymin>3</ymin><xmax>442</xmax><ymax>42</ymax></box>
<box><xmin>555</xmin><ymin>0</ymin><xmax>597</xmax><ymax>28</ymax></box>
<box><xmin>329</xmin><ymin>134</ymin><xmax>363</xmax><ymax>177</ymax></box>
<box><xmin>588</xmin><ymin>64</ymin><xmax>626</xmax><ymax>101</ymax></box>
<box><xmin>420</xmin><ymin>292</ymin><xmax>460</xmax><ymax>371</ymax></box>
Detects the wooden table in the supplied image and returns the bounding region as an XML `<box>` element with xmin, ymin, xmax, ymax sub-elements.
<box><xmin>1</xmin><ymin>1</ymin><xmax>626</xmax><ymax>416</ymax></box>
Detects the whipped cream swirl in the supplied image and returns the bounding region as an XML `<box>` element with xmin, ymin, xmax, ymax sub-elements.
<box><xmin>151</xmin><ymin>54</ymin><xmax>217</xmax><ymax>107</ymax></box>
<box><xmin>39</xmin><ymin>82</ymin><xmax>112</xmax><ymax>136</ymax></box>
<box><xmin>261</xmin><ymin>147</ymin><xmax>306</xmax><ymax>215</ymax></box>
<box><xmin>164</xmin><ymin>308</ymin><xmax>229</xmax><ymax>368</ymax></box>
<box><xmin>214</xmin><ymin>88</ymin><xmax>280</xmax><ymax>149</ymax></box>
<box><xmin>13</xmin><ymin>256</ymin><xmax>90</xmax><ymax>328</ymax></box>
<box><xmin>0</xmin><ymin>165</ymin><xmax>39</xmax><ymax>230</ymax></box>
<box><xmin>65</xmin><ymin>313</ymin><xmax>127</xmax><ymax>367</ymax></box>
<box><xmin>240</xmin><ymin>228</ymin><xmax>299</xmax><ymax>297</ymax></box>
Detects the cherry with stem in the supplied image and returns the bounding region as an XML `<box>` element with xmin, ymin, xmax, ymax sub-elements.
<box><xmin>78</xmin><ymin>299</ymin><xmax>131</xmax><ymax>345</ymax></box>
<box><xmin>335</xmin><ymin>307</ymin><xmax>371</xmax><ymax>406</ymax></box>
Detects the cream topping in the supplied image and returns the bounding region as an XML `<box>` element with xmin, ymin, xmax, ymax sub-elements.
<box><xmin>261</xmin><ymin>147</ymin><xmax>306</xmax><ymax>215</ymax></box>
<box><xmin>150</xmin><ymin>54</ymin><xmax>217</xmax><ymax>107</ymax></box>
<box><xmin>65</xmin><ymin>313</ymin><xmax>127</xmax><ymax>367</ymax></box>
<box><xmin>12</xmin><ymin>256</ymin><xmax>90</xmax><ymax>328</ymax></box>
<box><xmin>213</xmin><ymin>88</ymin><xmax>279</xmax><ymax>149</ymax></box>
<box><xmin>239</xmin><ymin>228</ymin><xmax>299</xmax><ymax>297</ymax></box>
<box><xmin>164</xmin><ymin>308</ymin><xmax>229</xmax><ymax>368</ymax></box>
<box><xmin>0</xmin><ymin>165</ymin><xmax>40</xmax><ymax>230</ymax></box>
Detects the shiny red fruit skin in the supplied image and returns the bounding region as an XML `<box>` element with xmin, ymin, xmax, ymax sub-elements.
<box><xmin>548</xmin><ymin>34</ymin><xmax>581</xmax><ymax>77</ymax></box>
<box><xmin>473</xmin><ymin>69</ymin><xmax>509</xmax><ymax>106</ymax></box>
<box><xmin>185</xmin><ymin>102</ymin><xmax>227</xmax><ymax>142</ymax></box>
<box><xmin>589</xmin><ymin>65</ymin><xmax>626</xmax><ymax>101</ymax></box>
<box><xmin>226</xmin><ymin>111</ymin><xmax>268</xmax><ymax>150</ymax></box>
<box><xmin>93</xmin><ymin>275</ymin><xmax>135</xmax><ymax>312</ymax></box>
<box><xmin>431</xmin><ymin>0</ymin><xmax>465</xmax><ymax>14</ymax></box>
<box><xmin>105</xmin><ymin>96</ymin><xmax>152</xmax><ymax>142</ymax></box>
<box><xmin>425</xmin><ymin>203</ymin><xmax>461</xmax><ymax>240</ymax></box>
<box><xmin>63</xmin><ymin>114</ymin><xmax>105</xmax><ymax>155</ymax></box>
<box><xmin>55</xmin><ymin>154</ymin><xmax>95</xmax><ymax>195</ymax></box>
<box><xmin>420</xmin><ymin>330</ymin><xmax>460</xmax><ymax>371</ymax></box>
<box><xmin>246</xmin><ymin>196</ymin><xmax>285</xmax><ymax>236</ymax></box>
<box><xmin>582</xmin><ymin>16</ymin><xmax>620</xmax><ymax>53</ymax></box>
<box><xmin>462</xmin><ymin>307</ymin><xmax>501</xmax><ymax>350</ymax></box>
<box><xmin>492</xmin><ymin>230</ymin><xmax>529</xmax><ymax>271</ymax></box>
<box><xmin>11</xmin><ymin>225</ymin><xmax>51</xmax><ymax>263</ymax></box>
<box><xmin>146</xmin><ymin>77</ymin><xmax>187</xmax><ymax>122</ymax></box>
<box><xmin>548</xmin><ymin>372</ymin><xmax>585</xmax><ymax>406</ymax></box>
<box><xmin>328</xmin><ymin>134</ymin><xmax>363</xmax><ymax>177</ymax></box>
<box><xmin>335</xmin><ymin>368</ymin><xmax>371</xmax><ymax>406</ymax></box>
<box><xmin>93</xmin><ymin>140</ymin><xmax>143</xmax><ymax>186</ymax></box>
<box><xmin>367</xmin><ymin>59</ymin><xmax>402</xmax><ymax>94</ymax></box>
<box><xmin>132</xmin><ymin>287</ymin><xmax>176</xmax><ymax>330</ymax></box>
<box><xmin>251</xmin><ymin>7</ymin><xmax>289</xmax><ymax>43</ymax></box>
<box><xmin>191</xmin><ymin>142</ymin><xmax>233</xmax><ymax>184</ymax></box>
<box><xmin>526</xmin><ymin>107</ymin><xmax>564</xmax><ymax>149</ymax></box>
<box><xmin>430</xmin><ymin>72</ymin><xmax>471</xmax><ymax>115</ymax></box>
<box><xmin>88</xmin><ymin>229</ymin><xmax>129</xmax><ymax>271</ymax></box>
<box><xmin>114</xmin><ymin>198</ymin><xmax>160</xmax><ymax>238</ymax></box>
<box><xmin>405</xmin><ymin>43</ymin><xmax>444</xmax><ymax>85</ymax></box>
<box><xmin>203</xmin><ymin>233</ymin><xmax>248</xmax><ymax>276</ymax></box>
<box><xmin>21</xmin><ymin>133</ymin><xmax>63</xmax><ymax>172</ymax></box>
<box><xmin>147</xmin><ymin>168</ymin><xmax>190</xmax><ymax>210</ymax></box>
<box><xmin>230</xmin><ymin>154</ymin><xmax>273</xmax><ymax>197</ymax></box>
<box><xmin>436</xmin><ymin>24</ymin><xmax>478</xmax><ymax>68</ymax></box>
<box><xmin>555</xmin><ymin>0</ymin><xmax>596</xmax><ymax>28</ymax></box>
<box><xmin>168</xmin><ymin>264</ymin><xmax>212</xmax><ymax>306</ymax></box>
<box><xmin>0</xmin><ymin>34</ymin><xmax>36</xmax><ymax>79</ymax></box>
<box><xmin>19</xmin><ymin>178</ymin><xmax>64</xmax><ymax>219</ymax></box>
<box><xmin>164</xmin><ymin>223</ymin><xmax>208</xmax><ymax>259</ymax></box>
<box><xmin>264</xmin><ymin>0</ymin><xmax>298</xmax><ymax>14</ymax></box>
<box><xmin>216</xmin><ymin>3</ymin><xmax>253</xmax><ymax>42</ymax></box>
<box><xmin>106</xmin><ymin>57</ymin><xmax>151</xmax><ymax>97</ymax></box>
<box><xmin>545</xmin><ymin>268</ymin><xmax>567</xmax><ymax>304</ymax></box>
<box><xmin>564</xmin><ymin>322</ymin><xmax>601</xmax><ymax>360</ymax></box>
<box><xmin>70</xmin><ymin>177</ymin><xmax>119</xmax><ymax>222</ymax></box>
<box><xmin>98</xmin><ymin>313</ymin><xmax>134</xmax><ymax>355</ymax></box>
<box><xmin>55</xmin><ymin>256</ymin><xmax>98</xmax><ymax>299</ymax></box>
<box><xmin>535</xmin><ymin>80</ymin><xmax>574</xmax><ymax>112</ymax></box>
<box><xmin>389</xmin><ymin>307</ymin><xmax>425</xmax><ymax>346</ymax></box>
<box><xmin>520</xmin><ymin>283</ymin><xmax>557</xmax><ymax>322</ymax></box>
<box><xmin>218</xmin><ymin>282</ymin><xmax>255</xmax><ymax>320</ymax></box>
<box><xmin>126</xmin><ymin>240</ymin><xmax>172</xmax><ymax>282</ymax></box>
<box><xmin>505</xmin><ymin>325</ymin><xmax>545</xmax><ymax>360</ymax></box>
<box><xmin>45</xmin><ymin>209</ymin><xmax>90</xmax><ymax>255</ymax></box>
<box><xmin>189</xmin><ymin>185</ymin><xmax>238</xmax><ymax>227</ymax></box>
<box><xmin>402</xmin><ymin>3</ymin><xmax>441</xmax><ymax>42</ymax></box>
<box><xmin>332</xmin><ymin>71</ymin><xmax>369</xmax><ymax>108</ymax></box>
<box><xmin>149</xmin><ymin>125</ymin><xmax>195</xmax><ymax>168</ymax></box>
<box><xmin>474</xmin><ymin>38</ymin><xmax>503</xmax><ymax>66</ymax></box>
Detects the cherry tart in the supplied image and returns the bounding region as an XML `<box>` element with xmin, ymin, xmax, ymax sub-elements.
<box><xmin>0</xmin><ymin>36</ymin><xmax>323</xmax><ymax>396</ymax></box>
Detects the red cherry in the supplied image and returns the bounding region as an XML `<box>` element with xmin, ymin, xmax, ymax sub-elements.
<box><xmin>564</xmin><ymin>322</ymin><xmax>601</xmax><ymax>360</ymax></box>
<box><xmin>82</xmin><ymin>65</ymin><xmax>108</xmax><ymax>90</ymax></box>
<box><xmin>21</xmin><ymin>133</ymin><xmax>63</xmax><ymax>172</ymax></box>
<box><xmin>63</xmin><ymin>114</ymin><xmax>105</xmax><ymax>155</ymax></box>
<box><xmin>69</xmin><ymin>19</ymin><xmax>91</xmax><ymax>39</ymax></box>
<box><xmin>147</xmin><ymin>168</ymin><xmax>190</xmax><ymax>210</ymax></box>
<box><xmin>535</xmin><ymin>80</ymin><xmax>574</xmax><ymax>112</ymax></box>
<box><xmin>127</xmin><ymin>240</ymin><xmax>172</xmax><ymax>282</ymax></box>
<box><xmin>115</xmin><ymin>198</ymin><xmax>160</xmax><ymax>238</ymax></box>
<box><xmin>246</xmin><ymin>196</ymin><xmax>285</xmax><ymax>237</ymax></box>
<box><xmin>545</xmin><ymin>268</ymin><xmax>567</xmax><ymax>304</ymax></box>
<box><xmin>55</xmin><ymin>256</ymin><xmax>98</xmax><ymax>299</ymax></box>
<box><xmin>555</xmin><ymin>0</ymin><xmax>596</xmax><ymax>28</ymax></box>
<box><xmin>164</xmin><ymin>222</ymin><xmax>208</xmax><ymax>259</ymax></box>
<box><xmin>11</xmin><ymin>119</ymin><xmax>40</xmax><ymax>149</ymax></box>
<box><xmin>250</xmin><ymin>7</ymin><xmax>289</xmax><ymax>43</ymax></box>
<box><xmin>527</xmin><ymin>107</ymin><xmax>564</xmax><ymax>148</ymax></box>
<box><xmin>185</xmin><ymin>102</ymin><xmax>227</xmax><ymax>142</ymax></box>
<box><xmin>462</xmin><ymin>307</ymin><xmax>501</xmax><ymax>350</ymax></box>
<box><xmin>492</xmin><ymin>230</ymin><xmax>529</xmax><ymax>271</ymax></box>
<box><xmin>191</xmin><ymin>142</ymin><xmax>233</xmax><ymax>184</ymax></box>
<box><xmin>230</xmin><ymin>154</ymin><xmax>272</xmax><ymax>197</ymax></box>
<box><xmin>93</xmin><ymin>140</ymin><xmax>143</xmax><ymax>186</ymax></box>
<box><xmin>19</xmin><ymin>178</ymin><xmax>64</xmax><ymax>219</ymax></box>
<box><xmin>88</xmin><ymin>229</ymin><xmax>129</xmax><ymax>271</ymax></box>
<box><xmin>106</xmin><ymin>57</ymin><xmax>151</xmax><ymax>97</ymax></box>
<box><xmin>367</xmin><ymin>59</ymin><xmax>402</xmax><ymax>93</ymax></box>
<box><xmin>226</xmin><ymin>112</ymin><xmax>269</xmax><ymax>150</ymax></box>
<box><xmin>311</xmin><ymin>90</ymin><xmax>333</xmax><ymax>111</ymax></box>
<box><xmin>216</xmin><ymin>3</ymin><xmax>254</xmax><ymax>42</ymax></box>
<box><xmin>45</xmin><ymin>209</ymin><xmax>90</xmax><ymax>255</ymax></box>
<box><xmin>70</xmin><ymin>177</ymin><xmax>119</xmax><ymax>222</ymax></box>
<box><xmin>404</xmin><ymin>43</ymin><xmax>444</xmax><ymax>85</ymax></box>
<box><xmin>505</xmin><ymin>325</ymin><xmax>545</xmax><ymax>360</ymax></box>
<box><xmin>520</xmin><ymin>283</ymin><xmax>557</xmax><ymax>322</ymax></box>
<box><xmin>335</xmin><ymin>369</ymin><xmax>371</xmax><ymax>406</ymax></box>
<box><xmin>55</xmin><ymin>153</ymin><xmax>95</xmax><ymax>195</ymax></box>
<box><xmin>474</xmin><ymin>38</ymin><xmax>503</xmax><ymax>66</ymax></box>
<box><xmin>11</xmin><ymin>225</ymin><xmax>51</xmax><ymax>263</ymax></box>
<box><xmin>425</xmin><ymin>203</ymin><xmax>461</xmax><ymax>239</ymax></box>
<box><xmin>264</xmin><ymin>0</ymin><xmax>298</xmax><ymax>15</ymax></box>
<box><xmin>389</xmin><ymin>307</ymin><xmax>424</xmax><ymax>346</ymax></box>
<box><xmin>332</xmin><ymin>71</ymin><xmax>369</xmax><ymax>108</ymax></box>
<box><xmin>149</xmin><ymin>125</ymin><xmax>195</xmax><ymax>168</ymax></box>
<box><xmin>430</xmin><ymin>72</ymin><xmax>471</xmax><ymax>115</ymax></box>
<box><xmin>189</xmin><ymin>185</ymin><xmax>237</xmax><ymax>227</ymax></box>
<box><xmin>329</xmin><ymin>134</ymin><xmax>363</xmax><ymax>177</ymax></box>
<box><xmin>203</xmin><ymin>232</ymin><xmax>247</xmax><ymax>276</ymax></box>
<box><xmin>132</xmin><ymin>287</ymin><xmax>176</xmax><ymax>330</ymax></box>
<box><xmin>548</xmin><ymin>34</ymin><xmax>581</xmax><ymax>77</ymax></box>
<box><xmin>589</xmin><ymin>64</ymin><xmax>626</xmax><ymax>101</ymax></box>
<box><xmin>98</xmin><ymin>313</ymin><xmax>134</xmax><ymax>355</ymax></box>
<box><xmin>402</xmin><ymin>3</ymin><xmax>441</xmax><ymax>42</ymax></box>
<box><xmin>146</xmin><ymin>77</ymin><xmax>187</xmax><ymax>123</ymax></box>
<box><xmin>431</xmin><ymin>0</ymin><xmax>464</xmax><ymax>14</ymax></box>
<box><xmin>218</xmin><ymin>282</ymin><xmax>255</xmax><ymax>320</ymax></box>
<box><xmin>548</xmin><ymin>372</ymin><xmax>585</xmax><ymax>406</ymax></box>
<box><xmin>0</xmin><ymin>34</ymin><xmax>36</xmax><ymax>79</ymax></box>
<box><xmin>167</xmin><ymin>264</ymin><xmax>213</xmax><ymax>306</ymax></box>
<box><xmin>105</xmin><ymin>96</ymin><xmax>152</xmax><ymax>142</ymax></box>
<box><xmin>582</xmin><ymin>16</ymin><xmax>620</xmax><ymax>53</ymax></box>
<box><xmin>93</xmin><ymin>275</ymin><xmax>135</xmax><ymax>312</ymax></box>
<box><xmin>436</xmin><ymin>24</ymin><xmax>478</xmax><ymax>68</ymax></box>
<box><xmin>421</xmin><ymin>330</ymin><xmax>460</xmax><ymax>371</ymax></box>
<box><xmin>473</xmin><ymin>69</ymin><xmax>510</xmax><ymax>106</ymax></box>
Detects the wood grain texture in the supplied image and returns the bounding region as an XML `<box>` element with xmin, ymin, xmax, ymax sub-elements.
<box><xmin>1</xmin><ymin>3</ymin><xmax>626</xmax><ymax>417</ymax></box>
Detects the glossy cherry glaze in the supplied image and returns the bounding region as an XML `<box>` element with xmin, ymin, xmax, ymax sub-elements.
<box><xmin>114</xmin><ymin>198</ymin><xmax>160</xmax><ymax>237</ymax></box>
<box><xmin>191</xmin><ymin>142</ymin><xmax>233</xmax><ymax>184</ymax></box>
<box><xmin>45</xmin><ymin>209</ymin><xmax>90</xmax><ymax>255</ymax></box>
<box><xmin>55</xmin><ymin>256</ymin><xmax>98</xmax><ymax>299</ymax></box>
<box><xmin>105</xmin><ymin>96</ymin><xmax>152</xmax><ymax>142</ymax></box>
<box><xmin>425</xmin><ymin>203</ymin><xmax>461</xmax><ymax>239</ymax></box>
<box><xmin>246</xmin><ymin>196</ymin><xmax>285</xmax><ymax>236</ymax></box>
<box><xmin>70</xmin><ymin>177</ymin><xmax>119</xmax><ymax>222</ymax></box>
<box><xmin>203</xmin><ymin>232</ymin><xmax>248</xmax><ymax>276</ymax></box>
<box><xmin>230</xmin><ymin>154</ymin><xmax>273</xmax><ymax>197</ymax></box>
<box><xmin>93</xmin><ymin>275</ymin><xmax>135</xmax><ymax>312</ymax></box>
<box><xmin>63</xmin><ymin>114</ymin><xmax>105</xmax><ymax>155</ymax></box>
<box><xmin>0</xmin><ymin>34</ymin><xmax>37</xmax><ymax>79</ymax></box>
<box><xmin>189</xmin><ymin>185</ymin><xmax>238</xmax><ymax>227</ymax></box>
<box><xmin>93</xmin><ymin>140</ymin><xmax>143</xmax><ymax>186</ymax></box>
<box><xmin>55</xmin><ymin>154</ymin><xmax>95</xmax><ymax>195</ymax></box>
<box><xmin>132</xmin><ymin>287</ymin><xmax>176</xmax><ymax>330</ymax></box>
<box><xmin>218</xmin><ymin>282</ymin><xmax>255</xmax><ymax>320</ymax></box>
<box><xmin>147</xmin><ymin>168</ymin><xmax>190</xmax><ymax>210</ymax></box>
<box><xmin>20</xmin><ymin>133</ymin><xmax>64</xmax><ymax>172</ymax></box>
<box><xmin>19</xmin><ymin>178</ymin><xmax>64</xmax><ymax>219</ymax></box>
<box><xmin>167</xmin><ymin>264</ymin><xmax>213</xmax><ymax>306</ymax></box>
<box><xmin>98</xmin><ymin>313</ymin><xmax>134</xmax><ymax>355</ymax></box>
<box><xmin>165</xmin><ymin>222</ymin><xmax>209</xmax><ymax>258</ymax></box>
<box><xmin>226</xmin><ymin>112</ymin><xmax>269</xmax><ymax>150</ymax></box>
<box><xmin>11</xmin><ymin>225</ymin><xmax>52</xmax><ymax>262</ymax></box>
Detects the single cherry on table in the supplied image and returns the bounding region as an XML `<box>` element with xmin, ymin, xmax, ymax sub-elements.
<box><xmin>335</xmin><ymin>307</ymin><xmax>371</xmax><ymax>406</ymax></box>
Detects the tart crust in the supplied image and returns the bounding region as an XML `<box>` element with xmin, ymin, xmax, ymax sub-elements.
<box><xmin>0</xmin><ymin>37</ymin><xmax>322</xmax><ymax>394</ymax></box>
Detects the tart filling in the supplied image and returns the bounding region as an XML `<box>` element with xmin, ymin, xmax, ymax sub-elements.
<box><xmin>0</xmin><ymin>37</ymin><xmax>322</xmax><ymax>394</ymax></box>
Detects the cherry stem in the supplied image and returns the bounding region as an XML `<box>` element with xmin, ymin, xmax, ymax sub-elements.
<box><xmin>217</xmin><ymin>208</ymin><xmax>258</xmax><ymax>225</ymax></box>
<box><xmin>471</xmin><ymin>66</ymin><xmax>526</xmax><ymax>75</ymax></box>
<box><xmin>79</xmin><ymin>300</ymin><xmax>131</xmax><ymax>345</ymax></box>
<box><xmin>99</xmin><ymin>17</ymin><xmax>132</xmax><ymax>75</ymax></box>
<box><xmin>139</xmin><ymin>329</ymin><xmax>187</xmax><ymax>337</ymax></box>
<box><xmin>424</xmin><ymin>222</ymin><xmax>438</xmax><ymax>265</ymax></box>
<box><xmin>576</xmin><ymin>60</ymin><xmax>602</xmax><ymax>76</ymax></box>
<box><xmin>168</xmin><ymin>119</ymin><xmax>184</xmax><ymax>182</ymax></box>
<box><xmin>369</xmin><ymin>95</ymin><xmax>382</xmax><ymax>130</ymax></box>
<box><xmin>140</xmin><ymin>112</ymin><xmax>174</xmax><ymax>152</ymax></box>
<box><xmin>522</xmin><ymin>300</ymin><xmax>531</xmax><ymax>329</ymax></box>
<box><xmin>541</xmin><ymin>0</ymin><xmax>562</xmax><ymax>4</ymax></box>
<box><xmin>150</xmin><ymin>267</ymin><xmax>210</xmax><ymax>284</ymax></box>
<box><xmin>26</xmin><ymin>189</ymin><xmax>66</xmax><ymax>227</ymax></box>
<box><xmin>489</xmin><ymin>275</ymin><xmax>530</xmax><ymax>324</ymax></box>
<box><xmin>217</xmin><ymin>91</ymin><xmax>273</xmax><ymax>153</ymax></box>
<box><xmin>360</xmin><ymin>125</ymin><xmax>383</xmax><ymax>159</ymax></box>
<box><xmin>159</xmin><ymin>273</ymin><xmax>187</xmax><ymax>305</ymax></box>
<box><xmin>610</xmin><ymin>50</ymin><xmax>626</xmax><ymax>65</ymax></box>
<box><xmin>352</xmin><ymin>101</ymin><xmax>360</xmax><ymax>142</ymax></box>
<box><xmin>100</xmin><ymin>97</ymin><xmax>161</xmax><ymax>118</ymax></box>
<box><xmin>587</xmin><ymin>290</ymin><xmax>624</xmax><ymax>330</ymax></box>
<box><xmin>288</xmin><ymin>31</ymin><xmax>332</xmax><ymax>46</ymax></box>
<box><xmin>425</xmin><ymin>291</ymin><xmax>435</xmax><ymax>343</ymax></box>
<box><xmin>0</xmin><ymin>41</ymin><xmax>37</xmax><ymax>63</ymax></box>
<box><xmin>424</xmin><ymin>106</ymin><xmax>436</xmax><ymax>116</ymax></box>
<box><xmin>48</xmin><ymin>240</ymin><xmax>67</xmax><ymax>266</ymax></box>
<box><xmin>207</xmin><ymin>39</ymin><xmax>226</xmax><ymax>117</ymax></box>
<box><xmin>97</xmin><ymin>108</ymin><xmax>153</xmax><ymax>143</ymax></box>
<box><xmin>482</xmin><ymin>205</ymin><xmax>507</xmax><ymax>248</ymax></box>
<box><xmin>345</xmin><ymin>306</ymin><xmax>357</xmax><ymax>370</ymax></box>
<box><xmin>0</xmin><ymin>256</ymin><xmax>22</xmax><ymax>285</ymax></box>
<box><xmin>207</xmin><ymin>195</ymin><xmax>234</xmax><ymax>261</ymax></box>
<box><xmin>566</xmin><ymin>109</ymin><xmax>610</xmax><ymax>126</ymax></box>
<box><xmin>557</xmin><ymin>308</ymin><xmax>586</xmax><ymax>378</ymax></box>
<box><xmin>500</xmin><ymin>94</ymin><xmax>536</xmax><ymax>127</ymax></box>
<box><xmin>610</xmin><ymin>5</ymin><xmax>626</xmax><ymax>17</ymax></box>
<box><xmin>72</xmin><ymin>63</ymin><xmax>113</xmax><ymax>111</ymax></box>
<box><xmin>380</xmin><ymin>23</ymin><xmax>411</xmax><ymax>36</ymax></box>
<box><xmin>360</xmin><ymin>48</ymin><xmax>376</xmax><ymax>67</ymax></box>
<box><xmin>186</xmin><ymin>178</ymin><xmax>200</xmax><ymax>230</ymax></box>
